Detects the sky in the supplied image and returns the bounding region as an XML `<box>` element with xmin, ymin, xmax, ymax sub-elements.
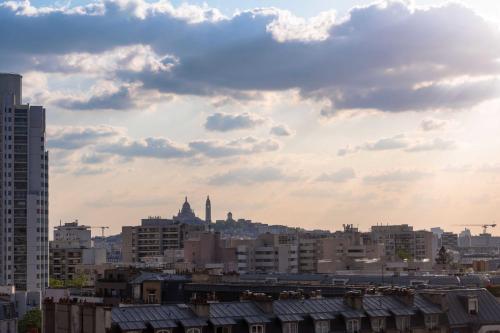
<box><xmin>1</xmin><ymin>0</ymin><xmax>500</xmax><ymax>236</ymax></box>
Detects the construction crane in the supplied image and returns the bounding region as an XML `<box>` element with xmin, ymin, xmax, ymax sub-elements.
<box><xmin>456</xmin><ymin>223</ymin><xmax>496</xmax><ymax>234</ymax></box>
<box><xmin>90</xmin><ymin>226</ymin><xmax>110</xmax><ymax>238</ymax></box>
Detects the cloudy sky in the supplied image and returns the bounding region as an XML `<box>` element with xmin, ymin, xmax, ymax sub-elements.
<box><xmin>2</xmin><ymin>0</ymin><xmax>500</xmax><ymax>235</ymax></box>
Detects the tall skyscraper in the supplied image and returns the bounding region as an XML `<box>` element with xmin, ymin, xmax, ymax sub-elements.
<box><xmin>0</xmin><ymin>73</ymin><xmax>49</xmax><ymax>292</ymax></box>
<box><xmin>205</xmin><ymin>195</ymin><xmax>211</xmax><ymax>223</ymax></box>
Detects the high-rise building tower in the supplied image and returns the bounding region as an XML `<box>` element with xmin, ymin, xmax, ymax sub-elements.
<box><xmin>205</xmin><ymin>195</ymin><xmax>211</xmax><ymax>223</ymax></box>
<box><xmin>0</xmin><ymin>73</ymin><xmax>49</xmax><ymax>292</ymax></box>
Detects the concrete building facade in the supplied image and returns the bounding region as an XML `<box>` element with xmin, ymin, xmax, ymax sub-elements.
<box><xmin>0</xmin><ymin>73</ymin><xmax>49</xmax><ymax>292</ymax></box>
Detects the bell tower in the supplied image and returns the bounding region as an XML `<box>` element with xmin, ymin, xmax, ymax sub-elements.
<box><xmin>205</xmin><ymin>195</ymin><xmax>212</xmax><ymax>223</ymax></box>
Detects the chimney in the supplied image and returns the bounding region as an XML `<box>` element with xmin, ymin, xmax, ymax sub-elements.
<box><xmin>242</xmin><ymin>292</ymin><xmax>274</xmax><ymax>314</ymax></box>
<box><xmin>398</xmin><ymin>288</ymin><xmax>415</xmax><ymax>306</ymax></box>
<box><xmin>344</xmin><ymin>290</ymin><xmax>363</xmax><ymax>310</ymax></box>
<box><xmin>420</xmin><ymin>292</ymin><xmax>449</xmax><ymax>312</ymax></box>
<box><xmin>189</xmin><ymin>293</ymin><xmax>217</xmax><ymax>317</ymax></box>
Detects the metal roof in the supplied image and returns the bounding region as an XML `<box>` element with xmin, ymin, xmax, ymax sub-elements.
<box><xmin>244</xmin><ymin>315</ymin><xmax>272</xmax><ymax>324</ymax></box>
<box><xmin>341</xmin><ymin>310</ymin><xmax>366</xmax><ymax>319</ymax></box>
<box><xmin>112</xmin><ymin>305</ymin><xmax>194</xmax><ymax>323</ymax></box>
<box><xmin>278</xmin><ymin>314</ymin><xmax>304</xmax><ymax>322</ymax></box>
<box><xmin>445</xmin><ymin>289</ymin><xmax>500</xmax><ymax>326</ymax></box>
<box><xmin>150</xmin><ymin>320</ymin><xmax>178</xmax><ymax>329</ymax></box>
<box><xmin>274</xmin><ymin>298</ymin><xmax>346</xmax><ymax>315</ymax></box>
<box><xmin>365</xmin><ymin>309</ymin><xmax>390</xmax><ymax>317</ymax></box>
<box><xmin>310</xmin><ymin>313</ymin><xmax>336</xmax><ymax>321</ymax></box>
<box><xmin>210</xmin><ymin>302</ymin><xmax>265</xmax><ymax>318</ymax></box>
<box><xmin>209</xmin><ymin>317</ymin><xmax>237</xmax><ymax>326</ymax></box>
<box><xmin>413</xmin><ymin>295</ymin><xmax>442</xmax><ymax>315</ymax></box>
<box><xmin>180</xmin><ymin>318</ymin><xmax>208</xmax><ymax>327</ymax></box>
<box><xmin>390</xmin><ymin>308</ymin><xmax>415</xmax><ymax>316</ymax></box>
<box><xmin>118</xmin><ymin>321</ymin><xmax>147</xmax><ymax>331</ymax></box>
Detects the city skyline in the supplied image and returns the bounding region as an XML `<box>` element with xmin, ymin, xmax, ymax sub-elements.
<box><xmin>1</xmin><ymin>0</ymin><xmax>500</xmax><ymax>235</ymax></box>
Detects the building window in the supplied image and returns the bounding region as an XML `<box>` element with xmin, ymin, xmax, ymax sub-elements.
<box><xmin>187</xmin><ymin>328</ymin><xmax>201</xmax><ymax>333</ymax></box>
<box><xmin>147</xmin><ymin>290</ymin><xmax>157</xmax><ymax>303</ymax></box>
<box><xmin>157</xmin><ymin>330</ymin><xmax>172</xmax><ymax>333</ymax></box>
<box><xmin>216</xmin><ymin>327</ymin><xmax>232</xmax><ymax>333</ymax></box>
<box><xmin>251</xmin><ymin>324</ymin><xmax>265</xmax><ymax>333</ymax></box>
<box><xmin>346</xmin><ymin>319</ymin><xmax>360</xmax><ymax>333</ymax></box>
<box><xmin>370</xmin><ymin>317</ymin><xmax>385</xmax><ymax>332</ymax></box>
<box><xmin>468</xmin><ymin>298</ymin><xmax>479</xmax><ymax>314</ymax></box>
<box><xmin>424</xmin><ymin>314</ymin><xmax>438</xmax><ymax>329</ymax></box>
<box><xmin>282</xmin><ymin>322</ymin><xmax>298</xmax><ymax>333</ymax></box>
<box><xmin>396</xmin><ymin>316</ymin><xmax>411</xmax><ymax>331</ymax></box>
<box><xmin>315</xmin><ymin>320</ymin><xmax>329</xmax><ymax>333</ymax></box>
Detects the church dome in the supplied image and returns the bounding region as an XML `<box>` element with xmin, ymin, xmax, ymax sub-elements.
<box><xmin>181</xmin><ymin>196</ymin><xmax>192</xmax><ymax>214</ymax></box>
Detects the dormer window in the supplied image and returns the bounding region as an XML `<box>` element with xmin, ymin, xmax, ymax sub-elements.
<box><xmin>370</xmin><ymin>317</ymin><xmax>386</xmax><ymax>332</ymax></box>
<box><xmin>468</xmin><ymin>297</ymin><xmax>478</xmax><ymax>315</ymax></box>
<box><xmin>282</xmin><ymin>322</ymin><xmax>298</xmax><ymax>333</ymax></box>
<box><xmin>424</xmin><ymin>314</ymin><xmax>438</xmax><ymax>329</ymax></box>
<box><xmin>251</xmin><ymin>324</ymin><xmax>265</xmax><ymax>333</ymax></box>
<box><xmin>346</xmin><ymin>319</ymin><xmax>360</xmax><ymax>333</ymax></box>
<box><xmin>187</xmin><ymin>328</ymin><xmax>202</xmax><ymax>333</ymax></box>
<box><xmin>315</xmin><ymin>320</ymin><xmax>330</xmax><ymax>333</ymax></box>
<box><xmin>216</xmin><ymin>327</ymin><xmax>232</xmax><ymax>333</ymax></box>
<box><xmin>395</xmin><ymin>316</ymin><xmax>411</xmax><ymax>331</ymax></box>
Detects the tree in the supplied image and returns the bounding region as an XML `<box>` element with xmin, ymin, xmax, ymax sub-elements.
<box><xmin>396</xmin><ymin>248</ymin><xmax>412</xmax><ymax>261</ymax></box>
<box><xmin>67</xmin><ymin>274</ymin><xmax>87</xmax><ymax>288</ymax></box>
<box><xmin>435</xmin><ymin>246</ymin><xmax>453</xmax><ymax>268</ymax></box>
<box><xmin>18</xmin><ymin>308</ymin><xmax>42</xmax><ymax>333</ymax></box>
<box><xmin>49</xmin><ymin>278</ymin><xmax>64</xmax><ymax>288</ymax></box>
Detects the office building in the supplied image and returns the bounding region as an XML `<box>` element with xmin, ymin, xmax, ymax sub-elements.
<box><xmin>0</xmin><ymin>73</ymin><xmax>49</xmax><ymax>292</ymax></box>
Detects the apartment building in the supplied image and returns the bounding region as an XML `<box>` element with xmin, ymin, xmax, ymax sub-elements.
<box><xmin>232</xmin><ymin>233</ymin><xmax>298</xmax><ymax>274</ymax></box>
<box><xmin>49</xmin><ymin>222</ymin><xmax>106</xmax><ymax>281</ymax></box>
<box><xmin>0</xmin><ymin>73</ymin><xmax>49</xmax><ymax>292</ymax></box>
<box><xmin>122</xmin><ymin>216</ymin><xmax>205</xmax><ymax>263</ymax></box>
<box><xmin>370</xmin><ymin>225</ymin><xmax>435</xmax><ymax>261</ymax></box>
<box><xmin>440</xmin><ymin>232</ymin><xmax>458</xmax><ymax>250</ymax></box>
<box><xmin>298</xmin><ymin>232</ymin><xmax>330</xmax><ymax>273</ymax></box>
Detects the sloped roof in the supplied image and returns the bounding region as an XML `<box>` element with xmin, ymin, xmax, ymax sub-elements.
<box><xmin>210</xmin><ymin>302</ymin><xmax>265</xmax><ymax>318</ymax></box>
<box><xmin>445</xmin><ymin>289</ymin><xmax>500</xmax><ymax>326</ymax></box>
<box><xmin>273</xmin><ymin>298</ymin><xmax>347</xmax><ymax>315</ymax></box>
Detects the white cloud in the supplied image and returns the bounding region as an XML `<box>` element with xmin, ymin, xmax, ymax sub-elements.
<box><xmin>364</xmin><ymin>169</ymin><xmax>432</xmax><ymax>183</ymax></box>
<box><xmin>208</xmin><ymin>166</ymin><xmax>292</xmax><ymax>185</ymax></box>
<box><xmin>316</xmin><ymin>168</ymin><xmax>356</xmax><ymax>183</ymax></box>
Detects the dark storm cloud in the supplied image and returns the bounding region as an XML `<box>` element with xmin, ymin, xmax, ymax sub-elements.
<box><xmin>1</xmin><ymin>0</ymin><xmax>499</xmax><ymax>113</ymax></box>
<box><xmin>205</xmin><ymin>112</ymin><xmax>265</xmax><ymax>132</ymax></box>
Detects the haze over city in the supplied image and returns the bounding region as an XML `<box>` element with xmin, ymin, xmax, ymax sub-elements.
<box><xmin>1</xmin><ymin>0</ymin><xmax>500</xmax><ymax>235</ymax></box>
